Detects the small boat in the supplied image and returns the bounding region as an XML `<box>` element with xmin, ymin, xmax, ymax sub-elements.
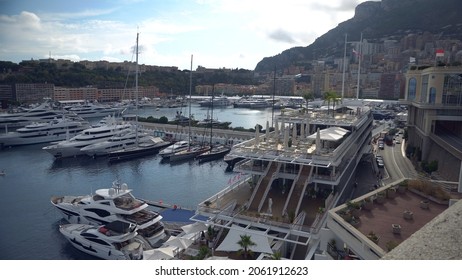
<box><xmin>59</xmin><ymin>221</ymin><xmax>146</xmax><ymax>260</ymax></box>
<box><xmin>0</xmin><ymin>170</ymin><xmax>5</xmax><ymax>176</ymax></box>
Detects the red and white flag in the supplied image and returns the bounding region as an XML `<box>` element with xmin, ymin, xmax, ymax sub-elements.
<box><xmin>436</xmin><ymin>49</ymin><xmax>444</xmax><ymax>57</ymax></box>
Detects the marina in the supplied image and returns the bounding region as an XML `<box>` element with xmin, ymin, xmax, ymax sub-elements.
<box><xmin>0</xmin><ymin>98</ymin><xmax>421</xmax><ymax>260</ymax></box>
<box><xmin>0</xmin><ymin>104</ymin><xmax>276</xmax><ymax>260</ymax></box>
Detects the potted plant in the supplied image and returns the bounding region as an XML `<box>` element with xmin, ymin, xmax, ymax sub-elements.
<box><xmin>392</xmin><ymin>223</ymin><xmax>401</xmax><ymax>234</ymax></box>
<box><xmin>346</xmin><ymin>200</ymin><xmax>361</xmax><ymax>217</ymax></box>
<box><xmin>397</xmin><ymin>180</ymin><xmax>408</xmax><ymax>193</ymax></box>
<box><xmin>403</xmin><ymin>210</ymin><xmax>413</xmax><ymax>220</ymax></box>
<box><xmin>362</xmin><ymin>198</ymin><xmax>373</xmax><ymax>210</ymax></box>
<box><xmin>387</xmin><ymin>187</ymin><xmax>397</xmax><ymax>198</ymax></box>
<box><xmin>420</xmin><ymin>200</ymin><xmax>429</xmax><ymax>209</ymax></box>
<box><xmin>376</xmin><ymin>192</ymin><xmax>386</xmax><ymax>204</ymax></box>
<box><xmin>367</xmin><ymin>231</ymin><xmax>380</xmax><ymax>244</ymax></box>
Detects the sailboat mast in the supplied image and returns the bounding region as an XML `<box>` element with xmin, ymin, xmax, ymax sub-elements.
<box><xmin>135</xmin><ymin>32</ymin><xmax>139</xmax><ymax>141</ymax></box>
<box><xmin>341</xmin><ymin>33</ymin><xmax>347</xmax><ymax>103</ymax></box>
<box><xmin>188</xmin><ymin>55</ymin><xmax>193</xmax><ymax>149</ymax></box>
<box><xmin>210</xmin><ymin>84</ymin><xmax>214</xmax><ymax>148</ymax></box>
<box><xmin>356</xmin><ymin>32</ymin><xmax>362</xmax><ymax>100</ymax></box>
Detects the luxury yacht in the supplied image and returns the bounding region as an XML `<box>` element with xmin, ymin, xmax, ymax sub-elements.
<box><xmin>59</xmin><ymin>221</ymin><xmax>146</xmax><ymax>260</ymax></box>
<box><xmin>64</xmin><ymin>102</ymin><xmax>125</xmax><ymax>119</ymax></box>
<box><xmin>42</xmin><ymin>118</ymin><xmax>133</xmax><ymax>158</ymax></box>
<box><xmin>0</xmin><ymin>116</ymin><xmax>89</xmax><ymax>147</ymax></box>
<box><xmin>108</xmin><ymin>136</ymin><xmax>172</xmax><ymax>162</ymax></box>
<box><xmin>51</xmin><ymin>180</ymin><xmax>168</xmax><ymax>248</ymax></box>
<box><xmin>80</xmin><ymin>128</ymin><xmax>151</xmax><ymax>157</ymax></box>
<box><xmin>158</xmin><ymin>140</ymin><xmax>190</xmax><ymax>160</ymax></box>
<box><xmin>0</xmin><ymin>100</ymin><xmax>73</xmax><ymax>129</ymax></box>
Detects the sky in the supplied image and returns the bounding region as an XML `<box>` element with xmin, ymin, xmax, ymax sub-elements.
<box><xmin>0</xmin><ymin>0</ymin><xmax>374</xmax><ymax>71</ymax></box>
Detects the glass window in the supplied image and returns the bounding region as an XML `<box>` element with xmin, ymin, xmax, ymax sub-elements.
<box><xmin>408</xmin><ymin>78</ymin><xmax>417</xmax><ymax>101</ymax></box>
<box><xmin>429</xmin><ymin>87</ymin><xmax>436</xmax><ymax>104</ymax></box>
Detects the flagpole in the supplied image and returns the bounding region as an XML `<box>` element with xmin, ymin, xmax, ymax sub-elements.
<box><xmin>356</xmin><ymin>32</ymin><xmax>362</xmax><ymax>100</ymax></box>
<box><xmin>341</xmin><ymin>33</ymin><xmax>347</xmax><ymax>103</ymax></box>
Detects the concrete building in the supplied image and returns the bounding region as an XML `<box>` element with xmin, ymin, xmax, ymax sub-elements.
<box><xmin>401</xmin><ymin>66</ymin><xmax>462</xmax><ymax>191</ymax></box>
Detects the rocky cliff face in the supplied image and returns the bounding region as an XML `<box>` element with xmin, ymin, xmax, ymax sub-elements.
<box><xmin>353</xmin><ymin>1</ymin><xmax>381</xmax><ymax>21</ymax></box>
<box><xmin>254</xmin><ymin>0</ymin><xmax>462</xmax><ymax>73</ymax></box>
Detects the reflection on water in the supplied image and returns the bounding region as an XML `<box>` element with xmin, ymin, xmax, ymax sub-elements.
<box><xmin>48</xmin><ymin>156</ymin><xmax>109</xmax><ymax>173</ymax></box>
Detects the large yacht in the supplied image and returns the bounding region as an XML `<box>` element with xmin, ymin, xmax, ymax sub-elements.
<box><xmin>42</xmin><ymin>117</ymin><xmax>133</xmax><ymax>158</ymax></box>
<box><xmin>63</xmin><ymin>102</ymin><xmax>125</xmax><ymax>119</ymax></box>
<box><xmin>198</xmin><ymin>96</ymin><xmax>231</xmax><ymax>107</ymax></box>
<box><xmin>80</xmin><ymin>128</ymin><xmax>151</xmax><ymax>157</ymax></box>
<box><xmin>0</xmin><ymin>100</ymin><xmax>73</xmax><ymax>129</ymax></box>
<box><xmin>59</xmin><ymin>221</ymin><xmax>146</xmax><ymax>260</ymax></box>
<box><xmin>51</xmin><ymin>180</ymin><xmax>168</xmax><ymax>248</ymax></box>
<box><xmin>191</xmin><ymin>99</ymin><xmax>374</xmax><ymax>260</ymax></box>
<box><xmin>158</xmin><ymin>140</ymin><xmax>190</xmax><ymax>160</ymax></box>
<box><xmin>0</xmin><ymin>116</ymin><xmax>90</xmax><ymax>148</ymax></box>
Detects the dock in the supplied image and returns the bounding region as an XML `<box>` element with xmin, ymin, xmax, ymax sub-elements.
<box><xmin>139</xmin><ymin>122</ymin><xmax>255</xmax><ymax>143</ymax></box>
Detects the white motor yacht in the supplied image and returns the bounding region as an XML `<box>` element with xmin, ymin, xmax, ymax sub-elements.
<box><xmin>80</xmin><ymin>128</ymin><xmax>151</xmax><ymax>157</ymax></box>
<box><xmin>0</xmin><ymin>100</ymin><xmax>74</xmax><ymax>129</ymax></box>
<box><xmin>158</xmin><ymin>140</ymin><xmax>189</xmax><ymax>159</ymax></box>
<box><xmin>51</xmin><ymin>180</ymin><xmax>168</xmax><ymax>248</ymax></box>
<box><xmin>0</xmin><ymin>116</ymin><xmax>89</xmax><ymax>147</ymax></box>
<box><xmin>42</xmin><ymin>118</ymin><xmax>134</xmax><ymax>158</ymax></box>
<box><xmin>59</xmin><ymin>221</ymin><xmax>146</xmax><ymax>260</ymax></box>
<box><xmin>64</xmin><ymin>102</ymin><xmax>126</xmax><ymax>119</ymax></box>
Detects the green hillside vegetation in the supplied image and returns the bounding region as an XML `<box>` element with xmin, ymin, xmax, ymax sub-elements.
<box><xmin>0</xmin><ymin>60</ymin><xmax>257</xmax><ymax>94</ymax></box>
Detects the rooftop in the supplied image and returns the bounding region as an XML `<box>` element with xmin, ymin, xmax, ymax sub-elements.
<box><xmin>329</xmin><ymin>179</ymin><xmax>457</xmax><ymax>258</ymax></box>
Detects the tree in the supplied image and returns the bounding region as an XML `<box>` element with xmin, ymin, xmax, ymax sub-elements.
<box><xmin>303</xmin><ymin>92</ymin><xmax>314</xmax><ymax>110</ymax></box>
<box><xmin>237</xmin><ymin>234</ymin><xmax>256</xmax><ymax>259</ymax></box>
<box><xmin>323</xmin><ymin>91</ymin><xmax>341</xmax><ymax>117</ymax></box>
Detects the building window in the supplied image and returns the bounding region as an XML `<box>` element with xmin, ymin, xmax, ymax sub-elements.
<box><xmin>429</xmin><ymin>87</ymin><xmax>436</xmax><ymax>104</ymax></box>
<box><xmin>420</xmin><ymin>75</ymin><xmax>428</xmax><ymax>103</ymax></box>
<box><xmin>443</xmin><ymin>74</ymin><xmax>462</xmax><ymax>106</ymax></box>
<box><xmin>408</xmin><ymin>78</ymin><xmax>417</xmax><ymax>101</ymax></box>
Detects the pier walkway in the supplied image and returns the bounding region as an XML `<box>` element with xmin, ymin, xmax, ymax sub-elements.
<box><xmin>139</xmin><ymin>122</ymin><xmax>255</xmax><ymax>143</ymax></box>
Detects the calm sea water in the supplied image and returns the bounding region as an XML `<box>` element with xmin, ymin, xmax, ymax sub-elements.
<box><xmin>0</xmin><ymin>105</ymin><xmax>276</xmax><ymax>260</ymax></box>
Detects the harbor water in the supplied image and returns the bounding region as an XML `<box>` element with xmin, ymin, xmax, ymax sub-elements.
<box><xmin>0</xmin><ymin>105</ymin><xmax>277</xmax><ymax>260</ymax></box>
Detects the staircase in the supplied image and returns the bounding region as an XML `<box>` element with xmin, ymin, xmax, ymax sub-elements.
<box><xmin>248</xmin><ymin>162</ymin><xmax>280</xmax><ymax>212</ymax></box>
<box><xmin>282</xmin><ymin>165</ymin><xmax>313</xmax><ymax>216</ymax></box>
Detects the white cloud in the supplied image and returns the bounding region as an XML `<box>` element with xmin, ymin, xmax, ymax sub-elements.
<box><xmin>0</xmin><ymin>0</ymin><xmax>368</xmax><ymax>69</ymax></box>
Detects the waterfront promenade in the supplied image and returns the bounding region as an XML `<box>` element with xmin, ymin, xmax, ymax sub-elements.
<box><xmin>140</xmin><ymin>122</ymin><xmax>256</xmax><ymax>142</ymax></box>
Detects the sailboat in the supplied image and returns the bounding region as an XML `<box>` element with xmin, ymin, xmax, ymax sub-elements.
<box><xmin>196</xmin><ymin>85</ymin><xmax>231</xmax><ymax>163</ymax></box>
<box><xmin>169</xmin><ymin>55</ymin><xmax>210</xmax><ymax>163</ymax></box>
<box><xmin>108</xmin><ymin>32</ymin><xmax>171</xmax><ymax>163</ymax></box>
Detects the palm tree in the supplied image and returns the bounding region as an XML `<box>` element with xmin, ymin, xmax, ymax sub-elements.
<box><xmin>237</xmin><ymin>234</ymin><xmax>256</xmax><ymax>259</ymax></box>
<box><xmin>303</xmin><ymin>92</ymin><xmax>314</xmax><ymax>111</ymax></box>
<box><xmin>323</xmin><ymin>91</ymin><xmax>341</xmax><ymax>117</ymax></box>
<box><xmin>271</xmin><ymin>251</ymin><xmax>282</xmax><ymax>260</ymax></box>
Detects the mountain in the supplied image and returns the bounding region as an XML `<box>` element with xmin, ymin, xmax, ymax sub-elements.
<box><xmin>255</xmin><ymin>0</ymin><xmax>462</xmax><ymax>73</ymax></box>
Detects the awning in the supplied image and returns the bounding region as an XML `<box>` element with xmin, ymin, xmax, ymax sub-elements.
<box><xmin>181</xmin><ymin>222</ymin><xmax>208</xmax><ymax>235</ymax></box>
<box><xmin>215</xmin><ymin>224</ymin><xmax>273</xmax><ymax>254</ymax></box>
<box><xmin>307</xmin><ymin>126</ymin><xmax>349</xmax><ymax>141</ymax></box>
<box><xmin>143</xmin><ymin>246</ymin><xmax>175</xmax><ymax>260</ymax></box>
